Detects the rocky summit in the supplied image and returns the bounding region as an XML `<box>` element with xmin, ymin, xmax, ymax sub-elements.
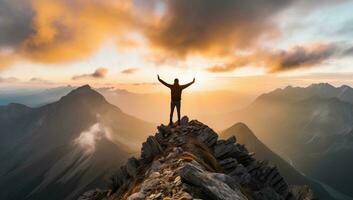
<box><xmin>79</xmin><ymin>117</ymin><xmax>315</xmax><ymax>200</ymax></box>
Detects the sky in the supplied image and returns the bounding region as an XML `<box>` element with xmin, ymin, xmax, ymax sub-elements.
<box><xmin>0</xmin><ymin>0</ymin><xmax>353</xmax><ymax>93</ymax></box>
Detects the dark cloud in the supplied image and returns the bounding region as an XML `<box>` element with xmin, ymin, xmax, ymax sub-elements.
<box><xmin>0</xmin><ymin>0</ymin><xmax>350</xmax><ymax>72</ymax></box>
<box><xmin>0</xmin><ymin>0</ymin><xmax>135</xmax><ymax>67</ymax></box>
<box><xmin>121</xmin><ymin>68</ymin><xmax>138</xmax><ymax>74</ymax></box>
<box><xmin>0</xmin><ymin>0</ymin><xmax>34</xmax><ymax>47</ymax></box>
<box><xmin>72</xmin><ymin>68</ymin><xmax>108</xmax><ymax>80</ymax></box>
<box><xmin>146</xmin><ymin>0</ymin><xmax>294</xmax><ymax>57</ymax></box>
<box><xmin>269</xmin><ymin>44</ymin><xmax>337</xmax><ymax>72</ymax></box>
<box><xmin>342</xmin><ymin>46</ymin><xmax>353</xmax><ymax>56</ymax></box>
<box><xmin>207</xmin><ymin>43</ymin><xmax>353</xmax><ymax>73</ymax></box>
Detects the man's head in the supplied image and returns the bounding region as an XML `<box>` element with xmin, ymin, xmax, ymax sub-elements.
<box><xmin>174</xmin><ymin>78</ymin><xmax>179</xmax><ymax>85</ymax></box>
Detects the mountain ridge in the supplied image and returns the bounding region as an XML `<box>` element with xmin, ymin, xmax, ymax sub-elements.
<box><xmin>218</xmin><ymin>83</ymin><xmax>353</xmax><ymax>198</ymax></box>
<box><xmin>0</xmin><ymin>85</ymin><xmax>155</xmax><ymax>200</ymax></box>
<box><xmin>80</xmin><ymin>117</ymin><xmax>315</xmax><ymax>200</ymax></box>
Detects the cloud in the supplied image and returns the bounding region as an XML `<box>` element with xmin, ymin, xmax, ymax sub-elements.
<box><xmin>29</xmin><ymin>77</ymin><xmax>54</xmax><ymax>84</ymax></box>
<box><xmin>0</xmin><ymin>76</ymin><xmax>18</xmax><ymax>83</ymax></box>
<box><xmin>121</xmin><ymin>67</ymin><xmax>138</xmax><ymax>74</ymax></box>
<box><xmin>266</xmin><ymin>44</ymin><xmax>337</xmax><ymax>72</ymax></box>
<box><xmin>72</xmin><ymin>67</ymin><xmax>108</xmax><ymax>80</ymax></box>
<box><xmin>0</xmin><ymin>0</ymin><xmax>136</xmax><ymax>67</ymax></box>
<box><xmin>131</xmin><ymin>82</ymin><xmax>158</xmax><ymax>86</ymax></box>
<box><xmin>20</xmin><ymin>0</ymin><xmax>135</xmax><ymax>63</ymax></box>
<box><xmin>0</xmin><ymin>0</ymin><xmax>350</xmax><ymax>72</ymax></box>
<box><xmin>74</xmin><ymin>123</ymin><xmax>112</xmax><ymax>154</ymax></box>
<box><xmin>207</xmin><ymin>43</ymin><xmax>353</xmax><ymax>73</ymax></box>
<box><xmin>0</xmin><ymin>0</ymin><xmax>34</xmax><ymax>47</ymax></box>
<box><xmin>144</xmin><ymin>0</ymin><xmax>294</xmax><ymax>58</ymax></box>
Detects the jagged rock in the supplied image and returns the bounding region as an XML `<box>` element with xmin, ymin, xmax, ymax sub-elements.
<box><xmin>78</xmin><ymin>189</ymin><xmax>107</xmax><ymax>200</ymax></box>
<box><xmin>252</xmin><ymin>187</ymin><xmax>283</xmax><ymax>200</ymax></box>
<box><xmin>179</xmin><ymin>163</ymin><xmax>248</xmax><ymax>200</ymax></box>
<box><xmin>79</xmin><ymin>118</ymin><xmax>315</xmax><ymax>200</ymax></box>
<box><xmin>141</xmin><ymin>136</ymin><xmax>163</xmax><ymax>162</ymax></box>
<box><xmin>180</xmin><ymin>116</ymin><xmax>189</xmax><ymax>125</ymax></box>
<box><xmin>219</xmin><ymin>158</ymin><xmax>238</xmax><ymax>173</ymax></box>
<box><xmin>157</xmin><ymin>124</ymin><xmax>171</xmax><ymax>138</ymax></box>
<box><xmin>126</xmin><ymin>157</ymin><xmax>139</xmax><ymax>178</ymax></box>
<box><xmin>226</xmin><ymin>136</ymin><xmax>237</xmax><ymax>143</ymax></box>
<box><xmin>228</xmin><ymin>164</ymin><xmax>251</xmax><ymax>185</ymax></box>
<box><xmin>214</xmin><ymin>140</ymin><xmax>239</xmax><ymax>159</ymax></box>
<box><xmin>197</xmin><ymin>127</ymin><xmax>218</xmax><ymax>147</ymax></box>
<box><xmin>127</xmin><ymin>192</ymin><xmax>145</xmax><ymax>200</ymax></box>
<box><xmin>289</xmin><ymin>185</ymin><xmax>315</xmax><ymax>200</ymax></box>
<box><xmin>151</xmin><ymin>160</ymin><xmax>162</xmax><ymax>172</ymax></box>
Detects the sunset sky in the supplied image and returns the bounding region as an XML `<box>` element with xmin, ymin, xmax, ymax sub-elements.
<box><xmin>1</xmin><ymin>0</ymin><xmax>353</xmax><ymax>93</ymax></box>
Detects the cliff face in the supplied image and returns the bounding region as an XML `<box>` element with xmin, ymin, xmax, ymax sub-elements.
<box><xmin>80</xmin><ymin>117</ymin><xmax>314</xmax><ymax>200</ymax></box>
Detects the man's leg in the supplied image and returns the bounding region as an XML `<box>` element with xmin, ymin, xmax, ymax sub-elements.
<box><xmin>169</xmin><ymin>102</ymin><xmax>175</xmax><ymax>125</ymax></box>
<box><xmin>176</xmin><ymin>101</ymin><xmax>181</xmax><ymax>125</ymax></box>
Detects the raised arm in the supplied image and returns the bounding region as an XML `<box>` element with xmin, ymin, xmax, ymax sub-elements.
<box><xmin>181</xmin><ymin>78</ymin><xmax>195</xmax><ymax>89</ymax></box>
<box><xmin>157</xmin><ymin>75</ymin><xmax>172</xmax><ymax>88</ymax></box>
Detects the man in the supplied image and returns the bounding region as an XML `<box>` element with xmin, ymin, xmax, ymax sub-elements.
<box><xmin>158</xmin><ymin>75</ymin><xmax>195</xmax><ymax>125</ymax></box>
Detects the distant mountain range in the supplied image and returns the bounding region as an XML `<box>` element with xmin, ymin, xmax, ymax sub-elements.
<box><xmin>221</xmin><ymin>122</ymin><xmax>350</xmax><ymax>200</ymax></box>
<box><xmin>219</xmin><ymin>83</ymin><xmax>353</xmax><ymax>198</ymax></box>
<box><xmin>0</xmin><ymin>85</ymin><xmax>154</xmax><ymax>200</ymax></box>
<box><xmin>1</xmin><ymin>83</ymin><xmax>352</xmax><ymax>199</ymax></box>
<box><xmin>0</xmin><ymin>86</ymin><xmax>255</xmax><ymax>127</ymax></box>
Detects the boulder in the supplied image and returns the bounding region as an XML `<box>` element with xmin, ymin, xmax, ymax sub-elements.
<box><xmin>179</xmin><ymin>163</ymin><xmax>248</xmax><ymax>200</ymax></box>
<box><xmin>252</xmin><ymin>187</ymin><xmax>283</xmax><ymax>200</ymax></box>
<box><xmin>126</xmin><ymin>157</ymin><xmax>139</xmax><ymax>178</ymax></box>
<box><xmin>219</xmin><ymin>158</ymin><xmax>238</xmax><ymax>173</ymax></box>
<box><xmin>228</xmin><ymin>164</ymin><xmax>251</xmax><ymax>185</ymax></box>
<box><xmin>141</xmin><ymin>136</ymin><xmax>163</xmax><ymax>162</ymax></box>
<box><xmin>197</xmin><ymin>127</ymin><xmax>218</xmax><ymax>147</ymax></box>
<box><xmin>289</xmin><ymin>185</ymin><xmax>315</xmax><ymax>200</ymax></box>
<box><xmin>180</xmin><ymin>116</ymin><xmax>189</xmax><ymax>125</ymax></box>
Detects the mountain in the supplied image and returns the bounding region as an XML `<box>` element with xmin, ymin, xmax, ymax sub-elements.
<box><xmin>219</xmin><ymin>83</ymin><xmax>353</xmax><ymax>198</ymax></box>
<box><xmin>221</xmin><ymin>122</ymin><xmax>338</xmax><ymax>200</ymax></box>
<box><xmin>0</xmin><ymin>86</ymin><xmax>255</xmax><ymax>128</ymax></box>
<box><xmin>0</xmin><ymin>85</ymin><xmax>155</xmax><ymax>200</ymax></box>
<box><xmin>0</xmin><ymin>86</ymin><xmax>74</xmax><ymax>107</ymax></box>
<box><xmin>80</xmin><ymin>117</ymin><xmax>315</xmax><ymax>200</ymax></box>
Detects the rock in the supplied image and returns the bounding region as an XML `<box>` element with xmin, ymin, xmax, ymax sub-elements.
<box><xmin>80</xmin><ymin>118</ymin><xmax>315</xmax><ymax>200</ymax></box>
<box><xmin>219</xmin><ymin>158</ymin><xmax>238</xmax><ymax>173</ymax></box>
<box><xmin>252</xmin><ymin>187</ymin><xmax>283</xmax><ymax>200</ymax></box>
<box><xmin>211</xmin><ymin>173</ymin><xmax>241</xmax><ymax>190</ymax></box>
<box><xmin>289</xmin><ymin>185</ymin><xmax>315</xmax><ymax>200</ymax></box>
<box><xmin>180</xmin><ymin>116</ymin><xmax>189</xmax><ymax>125</ymax></box>
<box><xmin>127</xmin><ymin>192</ymin><xmax>146</xmax><ymax>200</ymax></box>
<box><xmin>157</xmin><ymin>124</ymin><xmax>172</xmax><ymax>138</ymax></box>
<box><xmin>226</xmin><ymin>136</ymin><xmax>237</xmax><ymax>143</ymax></box>
<box><xmin>141</xmin><ymin>136</ymin><xmax>163</xmax><ymax>162</ymax></box>
<box><xmin>179</xmin><ymin>163</ymin><xmax>248</xmax><ymax>200</ymax></box>
<box><xmin>214</xmin><ymin>140</ymin><xmax>238</xmax><ymax>159</ymax></box>
<box><xmin>151</xmin><ymin>160</ymin><xmax>162</xmax><ymax>172</ymax></box>
<box><xmin>126</xmin><ymin>157</ymin><xmax>139</xmax><ymax>178</ymax></box>
<box><xmin>197</xmin><ymin>127</ymin><xmax>218</xmax><ymax>147</ymax></box>
<box><xmin>78</xmin><ymin>189</ymin><xmax>107</xmax><ymax>200</ymax></box>
<box><xmin>228</xmin><ymin>164</ymin><xmax>251</xmax><ymax>185</ymax></box>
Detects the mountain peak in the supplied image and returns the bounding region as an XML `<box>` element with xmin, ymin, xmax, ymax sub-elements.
<box><xmin>308</xmin><ymin>83</ymin><xmax>335</xmax><ymax>90</ymax></box>
<box><xmin>80</xmin><ymin>117</ymin><xmax>315</xmax><ymax>200</ymax></box>
<box><xmin>59</xmin><ymin>85</ymin><xmax>106</xmax><ymax>104</ymax></box>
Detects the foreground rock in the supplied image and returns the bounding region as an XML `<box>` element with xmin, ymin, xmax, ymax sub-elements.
<box><xmin>79</xmin><ymin>116</ymin><xmax>315</xmax><ymax>200</ymax></box>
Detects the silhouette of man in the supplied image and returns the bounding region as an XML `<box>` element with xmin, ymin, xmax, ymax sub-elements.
<box><xmin>158</xmin><ymin>75</ymin><xmax>195</xmax><ymax>125</ymax></box>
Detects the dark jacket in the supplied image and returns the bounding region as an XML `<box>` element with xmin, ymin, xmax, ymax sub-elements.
<box><xmin>158</xmin><ymin>79</ymin><xmax>194</xmax><ymax>101</ymax></box>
